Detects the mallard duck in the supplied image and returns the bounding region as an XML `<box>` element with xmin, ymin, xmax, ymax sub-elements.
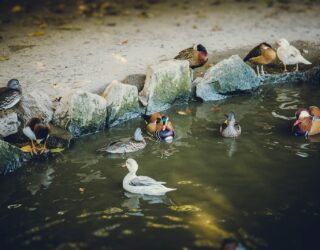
<box><xmin>174</xmin><ymin>44</ymin><xmax>208</xmax><ymax>69</ymax></box>
<box><xmin>97</xmin><ymin>128</ymin><xmax>146</xmax><ymax>154</ymax></box>
<box><xmin>243</xmin><ymin>42</ymin><xmax>276</xmax><ymax>76</ymax></box>
<box><xmin>276</xmin><ymin>38</ymin><xmax>311</xmax><ymax>72</ymax></box>
<box><xmin>143</xmin><ymin>113</ymin><xmax>175</xmax><ymax>141</ymax></box>
<box><xmin>0</xmin><ymin>79</ymin><xmax>22</xmax><ymax>114</ymax></box>
<box><xmin>122</xmin><ymin>158</ymin><xmax>176</xmax><ymax>196</ymax></box>
<box><xmin>293</xmin><ymin>107</ymin><xmax>320</xmax><ymax>137</ymax></box>
<box><xmin>220</xmin><ymin>112</ymin><xmax>241</xmax><ymax>138</ymax></box>
<box><xmin>23</xmin><ymin>114</ymin><xmax>51</xmax><ymax>154</ymax></box>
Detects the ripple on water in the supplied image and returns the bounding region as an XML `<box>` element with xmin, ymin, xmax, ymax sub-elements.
<box><xmin>296</xmin><ymin>151</ymin><xmax>309</xmax><ymax>158</ymax></box>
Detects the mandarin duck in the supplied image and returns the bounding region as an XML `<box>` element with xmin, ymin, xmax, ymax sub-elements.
<box><xmin>122</xmin><ymin>158</ymin><xmax>176</xmax><ymax>196</ymax></box>
<box><xmin>23</xmin><ymin>114</ymin><xmax>51</xmax><ymax>154</ymax></box>
<box><xmin>142</xmin><ymin>113</ymin><xmax>175</xmax><ymax>141</ymax></box>
<box><xmin>220</xmin><ymin>112</ymin><xmax>241</xmax><ymax>138</ymax></box>
<box><xmin>293</xmin><ymin>107</ymin><xmax>320</xmax><ymax>137</ymax></box>
<box><xmin>174</xmin><ymin>44</ymin><xmax>208</xmax><ymax>69</ymax></box>
<box><xmin>97</xmin><ymin>128</ymin><xmax>146</xmax><ymax>154</ymax></box>
<box><xmin>277</xmin><ymin>38</ymin><xmax>311</xmax><ymax>72</ymax></box>
<box><xmin>243</xmin><ymin>42</ymin><xmax>276</xmax><ymax>76</ymax></box>
<box><xmin>0</xmin><ymin>79</ymin><xmax>22</xmax><ymax>114</ymax></box>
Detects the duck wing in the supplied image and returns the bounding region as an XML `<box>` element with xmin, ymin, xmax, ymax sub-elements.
<box><xmin>130</xmin><ymin>176</ymin><xmax>166</xmax><ymax>186</ymax></box>
<box><xmin>97</xmin><ymin>137</ymin><xmax>130</xmax><ymax>152</ymax></box>
<box><xmin>0</xmin><ymin>89</ymin><xmax>21</xmax><ymax>110</ymax></box>
<box><xmin>243</xmin><ymin>44</ymin><xmax>262</xmax><ymax>62</ymax></box>
<box><xmin>174</xmin><ymin>47</ymin><xmax>193</xmax><ymax>60</ymax></box>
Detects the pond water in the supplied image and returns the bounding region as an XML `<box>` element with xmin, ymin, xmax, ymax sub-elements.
<box><xmin>1</xmin><ymin>82</ymin><xmax>320</xmax><ymax>250</ymax></box>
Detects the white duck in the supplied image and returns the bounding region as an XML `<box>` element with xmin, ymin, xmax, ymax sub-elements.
<box><xmin>122</xmin><ymin>159</ymin><xmax>176</xmax><ymax>196</ymax></box>
<box><xmin>276</xmin><ymin>38</ymin><xmax>311</xmax><ymax>72</ymax></box>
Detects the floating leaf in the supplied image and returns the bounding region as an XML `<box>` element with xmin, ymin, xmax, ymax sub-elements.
<box><xmin>79</xmin><ymin>187</ymin><xmax>85</xmax><ymax>193</ymax></box>
<box><xmin>163</xmin><ymin>215</ymin><xmax>183</xmax><ymax>222</ymax></box>
<box><xmin>122</xmin><ymin>229</ymin><xmax>133</xmax><ymax>235</ymax></box>
<box><xmin>28</xmin><ymin>31</ymin><xmax>45</xmax><ymax>37</ymax></box>
<box><xmin>93</xmin><ymin>228</ymin><xmax>110</xmax><ymax>237</ymax></box>
<box><xmin>103</xmin><ymin>207</ymin><xmax>123</xmax><ymax>214</ymax></box>
<box><xmin>8</xmin><ymin>204</ymin><xmax>22</xmax><ymax>209</ymax></box>
<box><xmin>20</xmin><ymin>145</ymin><xmax>32</xmax><ymax>153</ymax></box>
<box><xmin>11</xmin><ymin>5</ymin><xmax>23</xmax><ymax>13</ymax></box>
<box><xmin>169</xmin><ymin>205</ymin><xmax>201</xmax><ymax>212</ymax></box>
<box><xmin>178</xmin><ymin>111</ymin><xmax>187</xmax><ymax>116</ymax></box>
<box><xmin>146</xmin><ymin>222</ymin><xmax>189</xmax><ymax>229</ymax></box>
<box><xmin>210</xmin><ymin>107</ymin><xmax>222</xmax><ymax>111</ymax></box>
<box><xmin>177</xmin><ymin>180</ymin><xmax>193</xmax><ymax>185</ymax></box>
<box><xmin>50</xmin><ymin>148</ymin><xmax>65</xmax><ymax>153</ymax></box>
<box><xmin>0</xmin><ymin>56</ymin><xmax>9</xmax><ymax>61</ymax></box>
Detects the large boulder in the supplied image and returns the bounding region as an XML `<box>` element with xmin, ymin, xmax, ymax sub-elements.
<box><xmin>0</xmin><ymin>139</ymin><xmax>29</xmax><ymax>175</ymax></box>
<box><xmin>17</xmin><ymin>89</ymin><xmax>54</xmax><ymax>124</ymax></box>
<box><xmin>53</xmin><ymin>90</ymin><xmax>107</xmax><ymax>137</ymax></box>
<box><xmin>102</xmin><ymin>80</ymin><xmax>140</xmax><ymax>127</ymax></box>
<box><xmin>139</xmin><ymin>60</ymin><xmax>192</xmax><ymax>114</ymax></box>
<box><xmin>0</xmin><ymin>112</ymin><xmax>20</xmax><ymax>137</ymax></box>
<box><xmin>195</xmin><ymin>55</ymin><xmax>260</xmax><ymax>101</ymax></box>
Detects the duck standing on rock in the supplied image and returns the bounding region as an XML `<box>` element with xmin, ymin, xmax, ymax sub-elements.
<box><xmin>293</xmin><ymin>107</ymin><xmax>320</xmax><ymax>137</ymax></box>
<box><xmin>243</xmin><ymin>42</ymin><xmax>276</xmax><ymax>76</ymax></box>
<box><xmin>23</xmin><ymin>114</ymin><xmax>51</xmax><ymax>154</ymax></box>
<box><xmin>97</xmin><ymin>128</ymin><xmax>146</xmax><ymax>154</ymax></box>
<box><xmin>143</xmin><ymin>113</ymin><xmax>175</xmax><ymax>142</ymax></box>
<box><xmin>276</xmin><ymin>38</ymin><xmax>312</xmax><ymax>72</ymax></box>
<box><xmin>0</xmin><ymin>79</ymin><xmax>22</xmax><ymax>114</ymax></box>
<box><xmin>122</xmin><ymin>158</ymin><xmax>176</xmax><ymax>196</ymax></box>
<box><xmin>174</xmin><ymin>44</ymin><xmax>208</xmax><ymax>69</ymax></box>
<box><xmin>220</xmin><ymin>112</ymin><xmax>241</xmax><ymax>138</ymax></box>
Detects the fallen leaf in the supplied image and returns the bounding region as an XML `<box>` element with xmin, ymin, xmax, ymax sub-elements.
<box><xmin>79</xmin><ymin>187</ymin><xmax>85</xmax><ymax>193</ymax></box>
<box><xmin>178</xmin><ymin>111</ymin><xmax>188</xmax><ymax>116</ymax></box>
<box><xmin>0</xmin><ymin>56</ymin><xmax>9</xmax><ymax>61</ymax></box>
<box><xmin>50</xmin><ymin>148</ymin><xmax>65</xmax><ymax>153</ymax></box>
<box><xmin>120</xmin><ymin>40</ymin><xmax>128</xmax><ymax>45</ymax></box>
<box><xmin>11</xmin><ymin>5</ymin><xmax>23</xmax><ymax>13</ymax></box>
<box><xmin>211</xmin><ymin>25</ymin><xmax>222</xmax><ymax>32</ymax></box>
<box><xmin>56</xmin><ymin>25</ymin><xmax>81</xmax><ymax>31</ymax></box>
<box><xmin>20</xmin><ymin>145</ymin><xmax>32</xmax><ymax>153</ymax></box>
<box><xmin>8</xmin><ymin>45</ymin><xmax>36</xmax><ymax>52</ymax></box>
<box><xmin>210</xmin><ymin>107</ymin><xmax>222</xmax><ymax>111</ymax></box>
<box><xmin>28</xmin><ymin>31</ymin><xmax>45</xmax><ymax>37</ymax></box>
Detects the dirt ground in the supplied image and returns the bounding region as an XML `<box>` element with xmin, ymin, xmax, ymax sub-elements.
<box><xmin>0</xmin><ymin>0</ymin><xmax>319</xmax><ymax>99</ymax></box>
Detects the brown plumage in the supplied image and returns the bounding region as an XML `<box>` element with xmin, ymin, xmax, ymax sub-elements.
<box><xmin>175</xmin><ymin>44</ymin><xmax>208</xmax><ymax>69</ymax></box>
<box><xmin>220</xmin><ymin>112</ymin><xmax>241</xmax><ymax>138</ymax></box>
<box><xmin>293</xmin><ymin>107</ymin><xmax>320</xmax><ymax>136</ymax></box>
<box><xmin>142</xmin><ymin>113</ymin><xmax>175</xmax><ymax>137</ymax></box>
<box><xmin>23</xmin><ymin>115</ymin><xmax>51</xmax><ymax>154</ymax></box>
<box><xmin>243</xmin><ymin>42</ymin><xmax>276</xmax><ymax>76</ymax></box>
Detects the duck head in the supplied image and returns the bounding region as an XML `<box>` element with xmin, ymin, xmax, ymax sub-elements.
<box><xmin>125</xmin><ymin>158</ymin><xmax>138</xmax><ymax>174</ymax></box>
<box><xmin>294</xmin><ymin>109</ymin><xmax>311</xmax><ymax>127</ymax></box>
<box><xmin>196</xmin><ymin>44</ymin><xmax>207</xmax><ymax>53</ymax></box>
<box><xmin>133</xmin><ymin>128</ymin><xmax>144</xmax><ymax>142</ymax></box>
<box><xmin>227</xmin><ymin>112</ymin><xmax>236</xmax><ymax>126</ymax></box>
<box><xmin>161</xmin><ymin>116</ymin><xmax>169</xmax><ymax>131</ymax></box>
<box><xmin>277</xmin><ymin>38</ymin><xmax>290</xmax><ymax>47</ymax></box>
<box><xmin>7</xmin><ymin>79</ymin><xmax>21</xmax><ymax>91</ymax></box>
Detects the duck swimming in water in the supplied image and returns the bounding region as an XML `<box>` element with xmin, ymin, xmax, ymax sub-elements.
<box><xmin>97</xmin><ymin>128</ymin><xmax>146</xmax><ymax>154</ymax></box>
<box><xmin>23</xmin><ymin>114</ymin><xmax>51</xmax><ymax>154</ymax></box>
<box><xmin>220</xmin><ymin>112</ymin><xmax>241</xmax><ymax>138</ymax></box>
<box><xmin>142</xmin><ymin>113</ymin><xmax>175</xmax><ymax>141</ymax></box>
<box><xmin>122</xmin><ymin>158</ymin><xmax>176</xmax><ymax>196</ymax></box>
<box><xmin>0</xmin><ymin>79</ymin><xmax>22</xmax><ymax>114</ymax></box>
<box><xmin>293</xmin><ymin>107</ymin><xmax>320</xmax><ymax>137</ymax></box>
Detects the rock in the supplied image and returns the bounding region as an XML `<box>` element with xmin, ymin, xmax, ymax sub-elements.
<box><xmin>0</xmin><ymin>112</ymin><xmax>20</xmax><ymax>137</ymax></box>
<box><xmin>139</xmin><ymin>60</ymin><xmax>192</xmax><ymax>114</ymax></box>
<box><xmin>47</xmin><ymin>126</ymin><xmax>74</xmax><ymax>149</ymax></box>
<box><xmin>17</xmin><ymin>89</ymin><xmax>54</xmax><ymax>124</ymax></box>
<box><xmin>0</xmin><ymin>139</ymin><xmax>29</xmax><ymax>175</ymax></box>
<box><xmin>53</xmin><ymin>90</ymin><xmax>107</xmax><ymax>137</ymax></box>
<box><xmin>195</xmin><ymin>55</ymin><xmax>260</xmax><ymax>101</ymax></box>
<box><xmin>102</xmin><ymin>80</ymin><xmax>140</xmax><ymax>127</ymax></box>
<box><xmin>122</xmin><ymin>74</ymin><xmax>146</xmax><ymax>92</ymax></box>
<box><xmin>260</xmin><ymin>66</ymin><xmax>320</xmax><ymax>85</ymax></box>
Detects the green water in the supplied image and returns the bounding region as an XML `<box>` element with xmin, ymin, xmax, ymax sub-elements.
<box><xmin>1</xmin><ymin>83</ymin><xmax>320</xmax><ymax>250</ymax></box>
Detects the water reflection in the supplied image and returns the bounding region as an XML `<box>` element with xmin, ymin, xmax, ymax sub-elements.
<box><xmin>26</xmin><ymin>166</ymin><xmax>55</xmax><ymax>195</ymax></box>
<box><xmin>122</xmin><ymin>192</ymin><xmax>173</xmax><ymax>210</ymax></box>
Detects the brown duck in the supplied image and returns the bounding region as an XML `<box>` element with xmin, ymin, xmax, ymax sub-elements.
<box><xmin>0</xmin><ymin>79</ymin><xmax>22</xmax><ymax>113</ymax></box>
<box><xmin>175</xmin><ymin>44</ymin><xmax>208</xmax><ymax>69</ymax></box>
<box><xmin>243</xmin><ymin>42</ymin><xmax>276</xmax><ymax>76</ymax></box>
<box><xmin>23</xmin><ymin>114</ymin><xmax>51</xmax><ymax>154</ymax></box>
<box><xmin>293</xmin><ymin>107</ymin><xmax>320</xmax><ymax>137</ymax></box>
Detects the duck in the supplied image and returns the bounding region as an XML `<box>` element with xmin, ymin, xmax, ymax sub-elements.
<box><xmin>293</xmin><ymin>107</ymin><xmax>320</xmax><ymax>137</ymax></box>
<box><xmin>220</xmin><ymin>112</ymin><xmax>241</xmax><ymax>138</ymax></box>
<box><xmin>243</xmin><ymin>42</ymin><xmax>276</xmax><ymax>76</ymax></box>
<box><xmin>174</xmin><ymin>44</ymin><xmax>208</xmax><ymax>69</ymax></box>
<box><xmin>276</xmin><ymin>38</ymin><xmax>311</xmax><ymax>72</ymax></box>
<box><xmin>142</xmin><ymin>113</ymin><xmax>175</xmax><ymax>141</ymax></box>
<box><xmin>97</xmin><ymin>128</ymin><xmax>146</xmax><ymax>154</ymax></box>
<box><xmin>122</xmin><ymin>158</ymin><xmax>176</xmax><ymax>196</ymax></box>
<box><xmin>23</xmin><ymin>114</ymin><xmax>51</xmax><ymax>154</ymax></box>
<box><xmin>0</xmin><ymin>79</ymin><xmax>22</xmax><ymax>114</ymax></box>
